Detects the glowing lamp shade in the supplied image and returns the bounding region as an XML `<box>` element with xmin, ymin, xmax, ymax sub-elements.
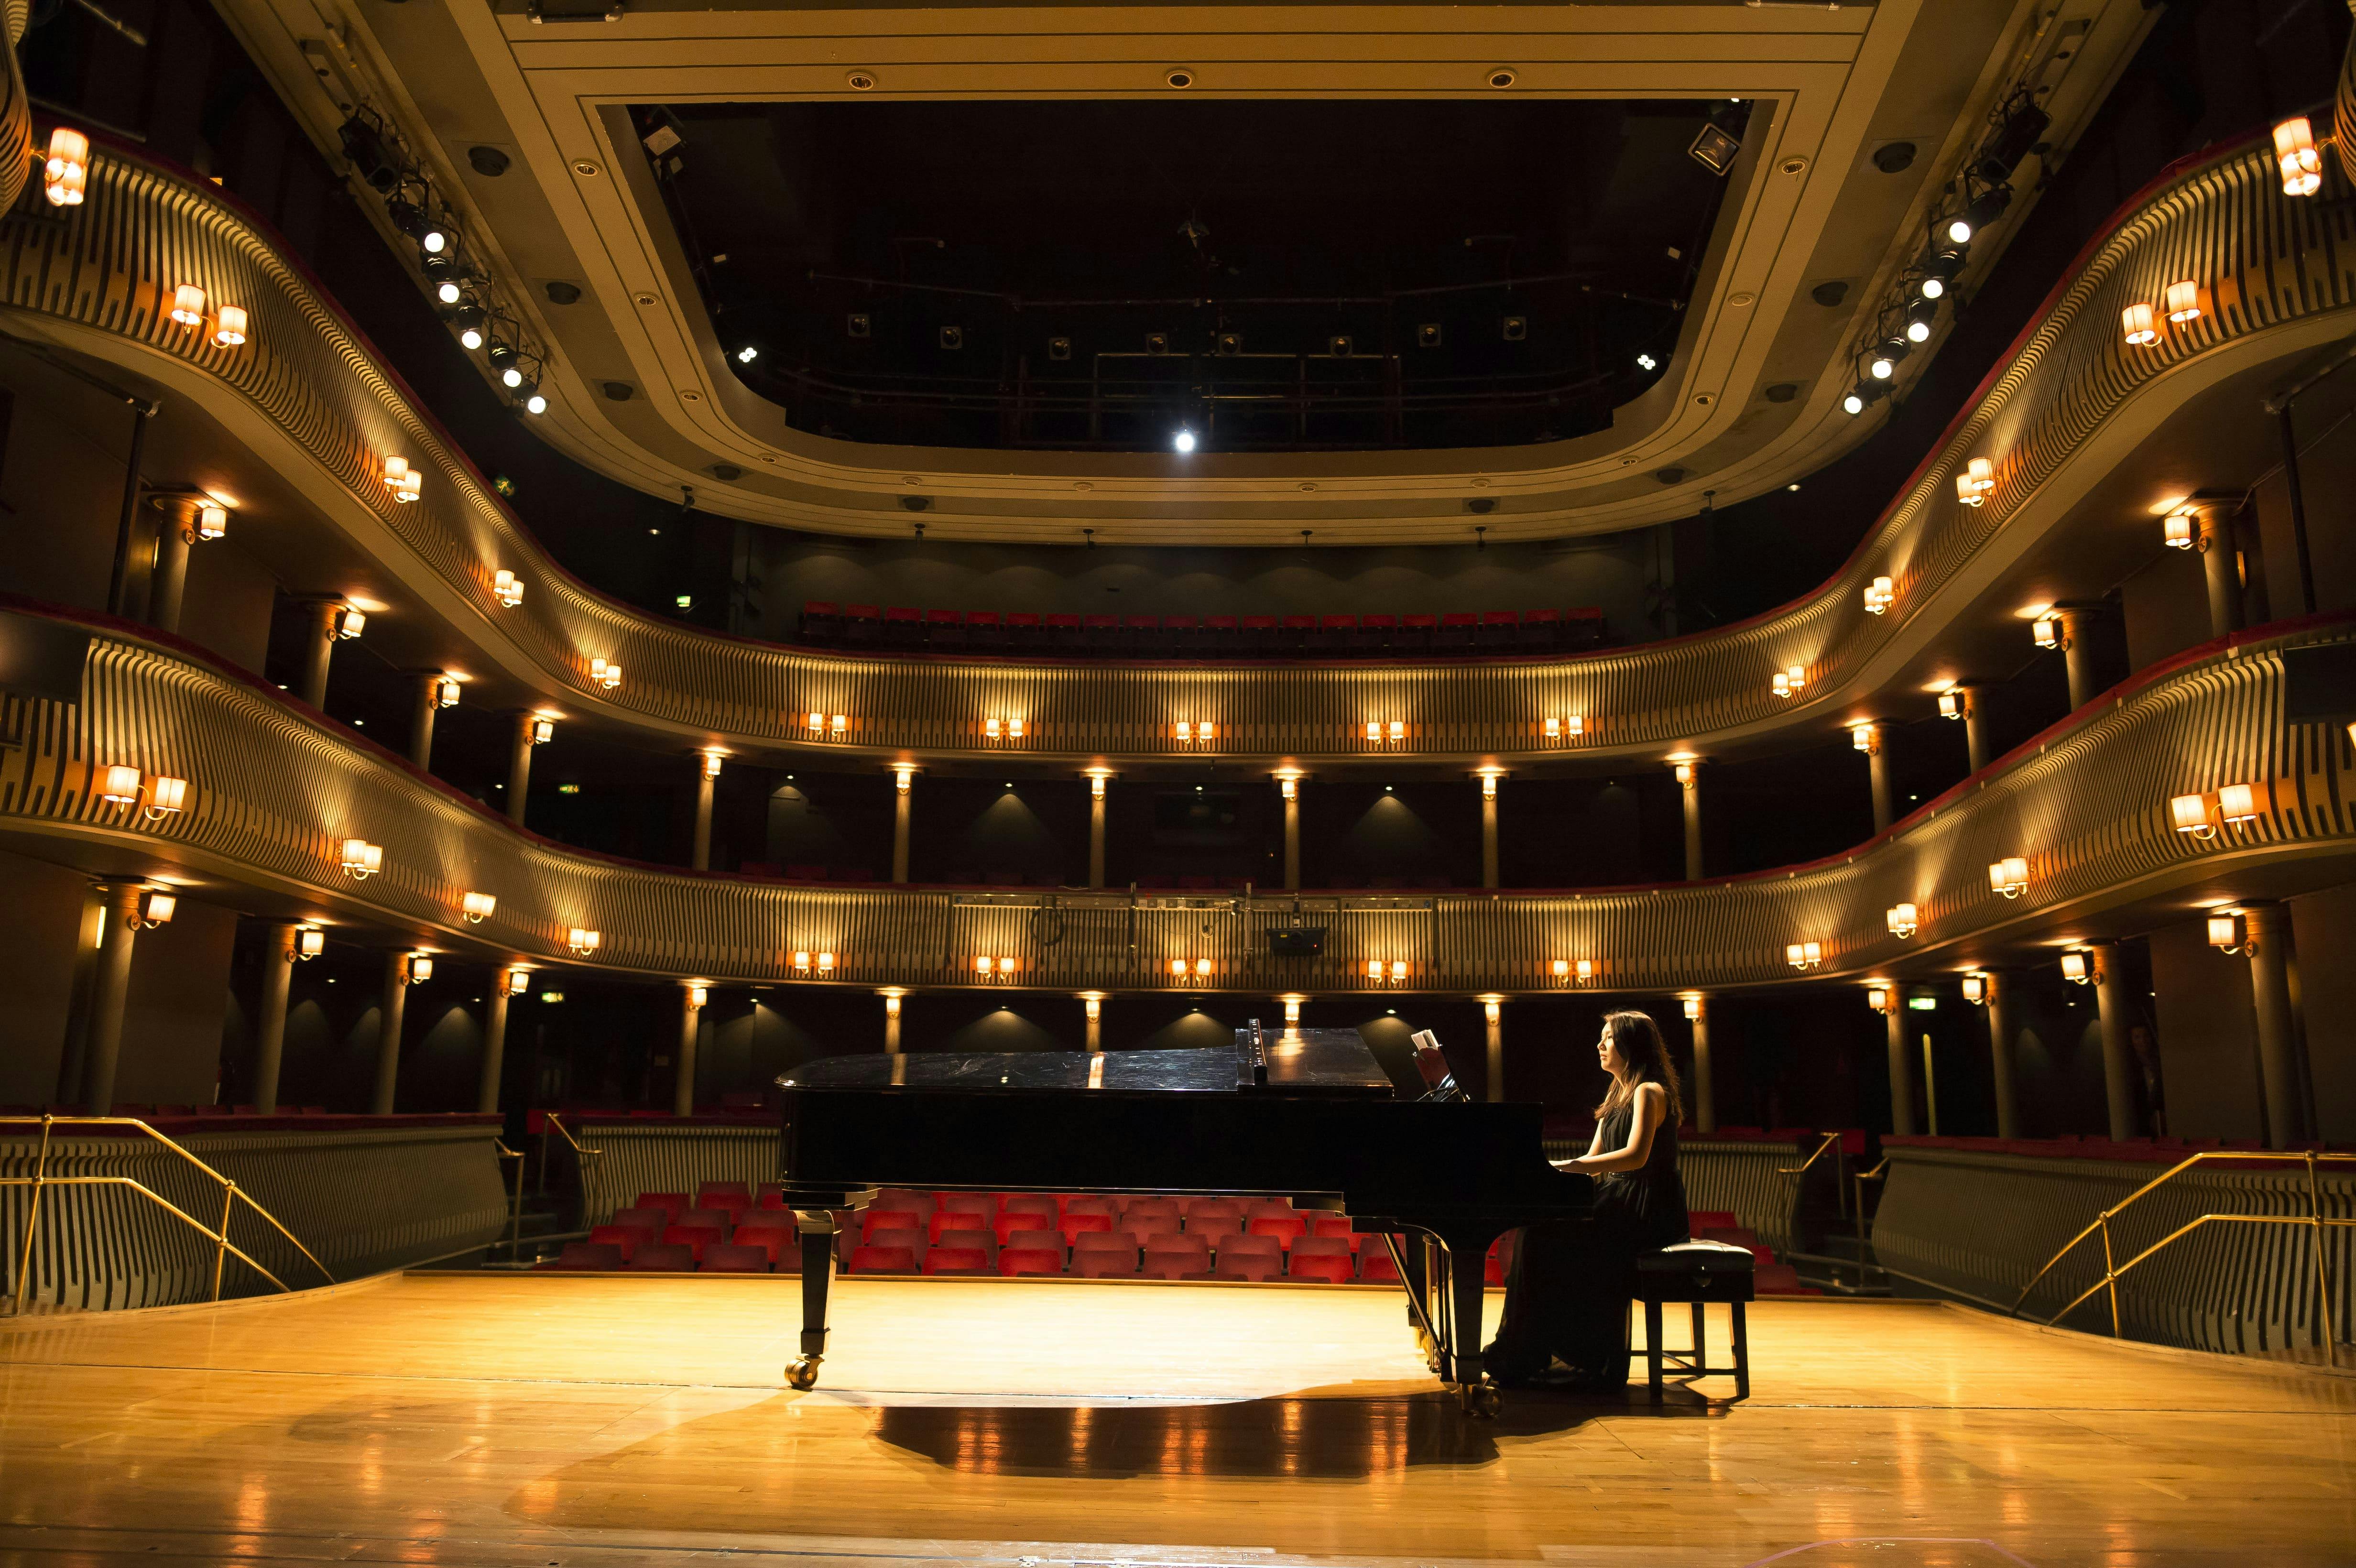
<box><xmin>1174</xmin><ymin>958</ymin><xmax>1191</xmax><ymax>977</ymax></box>
<box><xmin>2033</xmin><ymin>615</ymin><xmax>2061</xmax><ymax>650</ymax></box>
<box><xmin>1174</xmin><ymin>722</ymin><xmax>1192</xmax><ymax>742</ymax></box>
<box><xmin>170</xmin><ymin>284</ymin><xmax>206</xmax><ymax>327</ymax></box>
<box><xmin>2208</xmin><ymin>913</ymin><xmax>2242</xmax><ymax>951</ymax></box>
<box><xmin>1770</xmin><ymin>663</ymin><xmax>1806</xmax><ymax>699</ymax></box>
<box><xmin>807</xmin><ymin>711</ymin><xmax>825</xmax><ymax>732</ymax></box>
<box><xmin>434</xmin><ymin>677</ymin><xmax>460</xmax><ymax>708</ymax></box>
<box><xmin>196</xmin><ymin>502</ymin><xmax>229</xmax><ymax>540</ymax></box>
<box><xmin>44</xmin><ymin>126</ymin><xmax>88</xmax><ymax>206</ymax></box>
<box><xmin>567</xmin><ymin>927</ymin><xmax>601</xmax><ymax>956</ymax></box>
<box><xmin>1938</xmin><ymin>689</ymin><xmax>1964</xmax><ymax>719</ymax></box>
<box><xmin>1551</xmin><ymin>959</ymin><xmax>1571</xmax><ymax>980</ymax></box>
<box><xmin>1989</xmin><ymin>856</ymin><xmax>2029</xmax><ymax>897</ymax></box>
<box><xmin>99</xmin><ymin>764</ymin><xmax>143</xmax><ymax>806</ymax></box>
<box><xmin>2061</xmin><ymin>950</ymin><xmax>2091</xmax><ymax>984</ymax></box>
<box><xmin>1389</xmin><ymin>960</ymin><xmax>1409</xmax><ymax>982</ymax></box>
<box><xmin>1867</xmin><ymin>985</ymin><xmax>1889</xmax><ymax>1013</ymax></box>
<box><xmin>985</xmin><ymin>718</ymin><xmax>1001</xmax><ymax>739</ymax></box>
<box><xmin>1388</xmin><ymin>720</ymin><xmax>1405</xmax><ymax>743</ymax></box>
<box><xmin>895</xmin><ymin>767</ymin><xmax>913</xmax><ymax>795</ymax></box>
<box><xmin>1195</xmin><ymin>958</ymin><xmax>1213</xmax><ymax>977</ymax></box>
<box><xmin>589</xmin><ymin>658</ymin><xmax>622</xmax><ymax>690</ymax></box>
<box><xmin>462</xmin><ymin>891</ymin><xmax>496</xmax><ymax>923</ymax></box>
<box><xmin>687</xmin><ymin>985</ymin><xmax>708</xmax><ymax>1009</ymax></box>
<box><xmin>1279</xmin><ymin>775</ymin><xmax>1298</xmax><ymax>801</ymax></box>
<box><xmin>793</xmin><ymin>951</ymin><xmax>813</xmax><ymax>971</ymax></box>
<box><xmin>339</xmin><ymin>838</ymin><xmax>382</xmax><ymax>878</ymax></box>
<box><xmin>1574</xmin><ymin>958</ymin><xmax>1595</xmax><ymax>981</ymax></box>
<box><xmin>1772</xmin><ymin>670</ymin><xmax>1793</xmax><ymax>698</ymax></box>
<box><xmin>2163</xmin><ymin>510</ymin><xmax>2196</xmax><ymax>549</ymax></box>
<box><xmin>1887</xmin><ymin>903</ymin><xmax>1919</xmax><ymax>938</ymax></box>
<box><xmin>702</xmin><ymin>751</ymin><xmax>724</xmax><ymax>779</ymax></box>
<box><xmin>530</xmin><ymin>717</ymin><xmax>555</xmax><ymax>745</ymax></box>
<box><xmin>298</xmin><ymin>928</ymin><xmax>327</xmax><ymax>959</ymax></box>
<box><xmin>830</xmin><ymin>714</ymin><xmax>848</xmax><ymax>736</ymax></box>
<box><xmin>979</xmin><ymin>956</ymin><xmax>998</xmax><ymax>976</ymax></box>
<box><xmin>1851</xmin><ymin>725</ymin><xmax>1876</xmax><ymax>752</ymax></box>
<box><xmin>2275</xmin><ymin>117</ymin><xmax>2323</xmax><ymax>196</ymax></box>
<box><xmin>1786</xmin><ymin>941</ymin><xmax>1822</xmax><ymax>970</ymax></box>
<box><xmin>407</xmin><ymin>955</ymin><xmax>434</xmax><ymax>984</ymax></box>
<box><xmin>211</xmin><ymin>306</ymin><xmax>248</xmax><ymax>347</ymax></box>
<box><xmin>2218</xmin><ymin>783</ymin><xmax>2259</xmax><ymax>824</ymax></box>
<box><xmin>1090</xmin><ymin>773</ymin><xmax>1106</xmax><ymax>797</ymax></box>
<box><xmin>505</xmin><ymin>967</ymin><xmax>530</xmax><ymax>994</ymax></box>
<box><xmin>396</xmin><ymin>470</ymin><xmax>422</xmax><ymax>504</ymax></box>
<box><xmin>2165</xmin><ymin>281</ymin><xmax>2203</xmax><ymax>324</ymax></box>
<box><xmin>2120</xmin><ymin>302</ymin><xmax>2158</xmax><ymax>346</ymax></box>
<box><xmin>1481</xmin><ymin>773</ymin><xmax>1498</xmax><ymax>799</ymax></box>
<box><xmin>818</xmin><ymin>952</ymin><xmax>835</xmax><ymax>974</ymax></box>
<box><xmin>1961</xmin><ymin>974</ymin><xmax>1986</xmax><ymax>1005</ymax></box>
<box><xmin>1864</xmin><ymin>576</ymin><xmax>1894</xmax><ymax>614</ymax></box>
<box><xmin>1364</xmin><ymin>721</ymin><xmax>1381</xmax><ymax>742</ymax></box>
<box><xmin>1366</xmin><ymin>959</ymin><xmax>1384</xmax><ymax>980</ymax></box>
<box><xmin>1681</xmin><ymin>995</ymin><xmax>1702</xmax><ymax>1021</ymax></box>
<box><xmin>334</xmin><ymin>607</ymin><xmax>365</xmax><ymax>640</ymax></box>
<box><xmin>2171</xmin><ymin>793</ymin><xmax>2215</xmax><ymax>837</ymax></box>
<box><xmin>492</xmin><ymin>570</ymin><xmax>524</xmax><ymax>607</ymax></box>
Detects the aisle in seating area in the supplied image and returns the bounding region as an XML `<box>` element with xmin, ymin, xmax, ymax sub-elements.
<box><xmin>1</xmin><ymin>1273</ymin><xmax>2349</xmax><ymax>1567</ymax></box>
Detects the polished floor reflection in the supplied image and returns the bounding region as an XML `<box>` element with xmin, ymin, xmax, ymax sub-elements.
<box><xmin>0</xmin><ymin>1274</ymin><xmax>2350</xmax><ymax>1567</ymax></box>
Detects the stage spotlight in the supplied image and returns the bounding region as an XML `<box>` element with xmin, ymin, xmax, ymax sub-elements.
<box><xmin>1173</xmin><ymin>429</ymin><xmax>1197</xmax><ymax>454</ymax></box>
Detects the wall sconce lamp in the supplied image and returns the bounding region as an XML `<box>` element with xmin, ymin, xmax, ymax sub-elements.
<box><xmin>1886</xmin><ymin>903</ymin><xmax>1919</xmax><ymax>939</ymax></box>
<box><xmin>2163</xmin><ymin>509</ymin><xmax>2199</xmax><ymax>549</ymax></box>
<box><xmin>1283</xmin><ymin>996</ymin><xmax>1303</xmax><ymax>1025</ymax></box>
<box><xmin>566</xmin><ymin>927</ymin><xmax>601</xmax><ymax>957</ymax></box>
<box><xmin>2172</xmin><ymin>785</ymin><xmax>2259</xmax><ymax>838</ymax></box>
<box><xmin>211</xmin><ymin>305</ymin><xmax>248</xmax><ymax>348</ymax></box>
<box><xmin>1866</xmin><ymin>984</ymin><xmax>1891</xmax><ymax>1014</ymax></box>
<box><xmin>1174</xmin><ymin>958</ymin><xmax>1192</xmax><ymax>978</ymax></box>
<box><xmin>2032</xmin><ymin>612</ymin><xmax>2066</xmax><ymax>651</ymax></box>
<box><xmin>462</xmin><ymin>892</ymin><xmax>496</xmax><ymax>924</ymax></box>
<box><xmin>504</xmin><ymin>967</ymin><xmax>530</xmax><ymax>995</ymax></box>
<box><xmin>686</xmin><ymin>983</ymin><xmax>708</xmax><ymax>1009</ymax></box>
<box><xmin>894</xmin><ymin>766</ymin><xmax>914</xmax><ymax>795</ymax></box>
<box><xmin>530</xmin><ymin>716</ymin><xmax>556</xmax><ymax>746</ymax></box>
<box><xmin>403</xmin><ymin>952</ymin><xmax>434</xmax><ymax>985</ymax></box>
<box><xmin>2208</xmin><ymin>912</ymin><xmax>2251</xmax><ymax>955</ymax></box>
<box><xmin>292</xmin><ymin>926</ymin><xmax>325</xmax><ymax>960</ymax></box>
<box><xmin>1954</xmin><ymin>457</ymin><xmax>1995</xmax><ymax>506</ymax></box>
<box><xmin>2121</xmin><ymin>302</ymin><xmax>2159</xmax><ymax>346</ymax></box>
<box><xmin>332</xmin><ymin>605</ymin><xmax>366</xmax><ymax>640</ymax></box>
<box><xmin>1938</xmin><ymin>686</ymin><xmax>1971</xmax><ymax>720</ymax></box>
<box><xmin>190</xmin><ymin>501</ymin><xmax>230</xmax><ymax>542</ymax></box>
<box><xmin>589</xmin><ymin>657</ymin><xmax>622</xmax><ymax>690</ymax></box>
<box><xmin>1681</xmin><ymin>994</ymin><xmax>1702</xmax><ymax>1021</ymax></box>
<box><xmin>984</xmin><ymin>717</ymin><xmax>1026</xmax><ymax>740</ymax></box>
<box><xmin>170</xmin><ymin>284</ymin><xmax>207</xmax><ymax>328</ymax></box>
<box><xmin>1988</xmin><ymin>856</ymin><xmax>2029</xmax><ymax>898</ymax></box>
<box><xmin>1961</xmin><ymin>972</ymin><xmax>1987</xmax><ymax>1005</ymax></box>
<box><xmin>2165</xmin><ymin>281</ymin><xmax>2204</xmax><ymax>324</ymax></box>
<box><xmin>128</xmin><ymin>888</ymin><xmax>176</xmax><ymax>931</ymax></box>
<box><xmin>2275</xmin><ymin>116</ymin><xmax>2322</xmax><ymax>196</ymax></box>
<box><xmin>431</xmin><ymin>676</ymin><xmax>461</xmax><ymax>710</ymax></box>
<box><xmin>1771</xmin><ymin>664</ymin><xmax>1806</xmax><ymax>698</ymax></box>
<box><xmin>701</xmin><ymin>750</ymin><xmax>724</xmax><ymax>779</ymax></box>
<box><xmin>1864</xmin><ymin>576</ymin><xmax>1894</xmax><ymax>615</ymax></box>
<box><xmin>1787</xmin><ymin>941</ymin><xmax>1823</xmax><ymax>971</ymax></box>
<box><xmin>382</xmin><ymin>457</ymin><xmax>422</xmax><ymax>504</ymax></box>
<box><xmin>100</xmin><ymin>766</ymin><xmax>187</xmax><ymax>821</ymax></box>
<box><xmin>1480</xmin><ymin>773</ymin><xmax>1500</xmax><ymax>799</ymax></box>
<box><xmin>339</xmin><ymin>838</ymin><xmax>382</xmax><ymax>879</ymax></box>
<box><xmin>1851</xmin><ymin>724</ymin><xmax>1879</xmax><ymax>754</ymax></box>
<box><xmin>44</xmin><ymin>126</ymin><xmax>88</xmax><ymax>207</ymax></box>
<box><xmin>1174</xmin><ymin>721</ymin><xmax>1216</xmax><ymax>745</ymax></box>
<box><xmin>1279</xmin><ymin>775</ymin><xmax>1298</xmax><ymax>801</ymax></box>
<box><xmin>492</xmin><ymin>569</ymin><xmax>524</xmax><ymax>608</ymax></box>
<box><xmin>2061</xmin><ymin>948</ymin><xmax>2101</xmax><ymax>985</ymax></box>
<box><xmin>1090</xmin><ymin>773</ymin><xmax>1108</xmax><ymax>798</ymax></box>
<box><xmin>1544</xmin><ymin>714</ymin><xmax>1585</xmax><ymax>741</ymax></box>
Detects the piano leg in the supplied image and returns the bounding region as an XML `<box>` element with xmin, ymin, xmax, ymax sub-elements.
<box><xmin>786</xmin><ymin>1211</ymin><xmax>837</xmax><ymax>1391</ymax></box>
<box><xmin>1441</xmin><ymin>1230</ymin><xmax>1502</xmax><ymax>1418</ymax></box>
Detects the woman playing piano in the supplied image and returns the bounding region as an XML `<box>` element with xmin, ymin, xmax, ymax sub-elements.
<box><xmin>1484</xmin><ymin>1009</ymin><xmax>1690</xmax><ymax>1392</ymax></box>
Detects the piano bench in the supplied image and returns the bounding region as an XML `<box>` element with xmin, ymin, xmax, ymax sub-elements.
<box><xmin>1633</xmin><ymin>1240</ymin><xmax>1755</xmax><ymax>1404</ymax></box>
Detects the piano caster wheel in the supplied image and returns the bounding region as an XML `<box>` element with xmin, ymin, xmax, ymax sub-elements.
<box><xmin>1460</xmin><ymin>1383</ymin><xmax>1501</xmax><ymax>1419</ymax></box>
<box><xmin>785</xmin><ymin>1358</ymin><xmax>820</xmax><ymax>1391</ymax></box>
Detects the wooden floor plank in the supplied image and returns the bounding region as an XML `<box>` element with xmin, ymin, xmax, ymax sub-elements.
<box><xmin>1</xmin><ymin>1274</ymin><xmax>2350</xmax><ymax>1568</ymax></box>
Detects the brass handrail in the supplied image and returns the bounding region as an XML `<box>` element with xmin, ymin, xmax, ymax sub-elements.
<box><xmin>493</xmin><ymin>1142</ymin><xmax>526</xmax><ymax>1260</ymax></box>
<box><xmin>2009</xmin><ymin>1150</ymin><xmax>2353</xmax><ymax>1355</ymax></box>
<box><xmin>1776</xmin><ymin>1131</ymin><xmax>1844</xmax><ymax>1178</ymax></box>
<box><xmin>542</xmin><ymin>1113</ymin><xmax>603</xmax><ymax>1160</ymax></box>
<box><xmin>2</xmin><ymin>1113</ymin><xmax>335</xmax><ymax>1311</ymax></box>
<box><xmin>1849</xmin><ymin>1156</ymin><xmax>1891</xmax><ymax>1293</ymax></box>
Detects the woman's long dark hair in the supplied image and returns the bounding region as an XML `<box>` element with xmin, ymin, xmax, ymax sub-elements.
<box><xmin>1593</xmin><ymin>1009</ymin><xmax>1684</xmax><ymax>1128</ymax></box>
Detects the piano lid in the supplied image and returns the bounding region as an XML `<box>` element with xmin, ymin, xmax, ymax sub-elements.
<box><xmin>778</xmin><ymin>1027</ymin><xmax>1397</xmax><ymax>1097</ymax></box>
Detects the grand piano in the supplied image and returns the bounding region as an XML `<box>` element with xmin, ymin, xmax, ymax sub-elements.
<box><xmin>774</xmin><ymin>1024</ymin><xmax>1592</xmax><ymax>1413</ymax></box>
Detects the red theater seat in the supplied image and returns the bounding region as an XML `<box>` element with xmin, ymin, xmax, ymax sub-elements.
<box><xmin>635</xmin><ymin>1192</ymin><xmax>688</xmax><ymax>1221</ymax></box>
<box><xmin>699</xmin><ymin>1181</ymin><xmax>751</xmax><ymax>1200</ymax></box>
<box><xmin>923</xmin><ymin>1245</ymin><xmax>992</xmax><ymax>1275</ymax></box>
<box><xmin>609</xmin><ymin>1206</ymin><xmax>669</xmax><ymax>1236</ymax></box>
<box><xmin>1309</xmin><ymin>1214</ymin><xmax>1364</xmax><ymax>1248</ymax></box>
<box><xmin>862</xmin><ymin>1208</ymin><xmax>923</xmax><ymax>1240</ymax></box>
<box><xmin>627</xmin><ymin>1244</ymin><xmax>698</xmax><ymax>1273</ymax></box>
<box><xmin>664</xmin><ymin>1223</ymin><xmax>726</xmax><ymax>1262</ymax></box>
<box><xmin>1186</xmin><ymin>1215</ymin><xmax>1242</xmax><ymax>1248</ymax></box>
<box><xmin>701</xmin><ymin>1244</ymin><xmax>773</xmax><ymax>1273</ymax></box>
<box><xmin>930</xmin><ymin>1209</ymin><xmax>993</xmax><ymax>1244</ymax></box>
<box><xmin>731</xmin><ymin>1222</ymin><xmax>792</xmax><ymax>1265</ymax></box>
<box><xmin>848</xmin><ymin>1243</ymin><xmax>919</xmax><ymax>1274</ymax></box>
<box><xmin>1288</xmin><ymin>1252</ymin><xmax>1356</xmax><ymax>1283</ymax></box>
<box><xmin>999</xmin><ymin>1245</ymin><xmax>1066</xmax><ymax>1277</ymax></box>
<box><xmin>537</xmin><ymin>1242</ymin><xmax>624</xmax><ymax>1272</ymax></box>
<box><xmin>1247</xmin><ymin>1212</ymin><xmax>1308</xmax><ymax>1248</ymax></box>
<box><xmin>1073</xmin><ymin>1248</ymin><xmax>1138</xmax><ymax>1278</ymax></box>
<box><xmin>1358</xmin><ymin>1245</ymin><xmax>1403</xmax><ymax>1283</ymax></box>
<box><xmin>937</xmin><ymin>1192</ymin><xmax>997</xmax><ymax>1216</ymax></box>
<box><xmin>587</xmin><ymin>1224</ymin><xmax>645</xmax><ymax>1262</ymax></box>
<box><xmin>995</xmin><ymin>1210</ymin><xmax>1058</xmax><ymax>1245</ymax></box>
<box><xmin>1060</xmin><ymin>1211</ymin><xmax>1115</xmax><ymax>1244</ymax></box>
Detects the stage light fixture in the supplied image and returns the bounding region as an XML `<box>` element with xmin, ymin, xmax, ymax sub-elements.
<box><xmin>1173</xmin><ymin>429</ymin><xmax>1197</xmax><ymax>454</ymax></box>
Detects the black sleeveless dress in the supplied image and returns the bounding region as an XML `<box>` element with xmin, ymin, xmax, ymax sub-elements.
<box><xmin>1485</xmin><ymin>1092</ymin><xmax>1689</xmax><ymax>1385</ymax></box>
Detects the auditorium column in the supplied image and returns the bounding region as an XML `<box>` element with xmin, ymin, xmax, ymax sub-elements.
<box><xmin>296</xmin><ymin>599</ymin><xmax>341</xmax><ymax>709</ymax></box>
<box><xmin>82</xmin><ymin>882</ymin><xmax>146</xmax><ymax>1114</ymax></box>
<box><xmin>409</xmin><ymin>673</ymin><xmax>451</xmax><ymax>770</ymax></box>
<box><xmin>2060</xmin><ymin>608</ymin><xmax>2096</xmax><ymax>712</ymax></box>
<box><xmin>478</xmin><ymin>969</ymin><xmax>516</xmax><ymax>1114</ymax></box>
<box><xmin>251</xmin><ymin>922</ymin><xmax>300</xmax><ymax>1114</ymax></box>
<box><xmin>1983</xmin><ymin>970</ymin><xmax>2021</xmax><ymax>1140</ymax></box>
<box><xmin>1082</xmin><ymin>993</ymin><xmax>1103</xmax><ymax>1052</ymax></box>
<box><xmin>692</xmin><ymin>751</ymin><xmax>720</xmax><ymax>871</ymax></box>
<box><xmin>1480</xmin><ymin>996</ymin><xmax>1504</xmax><ymax>1102</ymax></box>
<box><xmin>1278</xmin><ymin>773</ymin><xmax>1301</xmax><ymax>891</ymax></box>
<box><xmin>675</xmin><ymin>983</ymin><xmax>704</xmax><ymax>1116</ymax></box>
<box><xmin>892</xmin><ymin>767</ymin><xmax>914</xmax><ymax>883</ymax></box>
<box><xmin>149</xmin><ymin>509</ymin><xmax>192</xmax><ymax>635</ymax></box>
<box><xmin>1957</xmin><ymin>686</ymin><xmax>1990</xmax><ymax>774</ymax></box>
<box><xmin>1676</xmin><ymin>760</ymin><xmax>1702</xmax><ymax>880</ymax></box>
<box><xmin>373</xmin><ymin>950</ymin><xmax>412</xmax><ymax>1115</ymax></box>
<box><xmin>1684</xmin><ymin>996</ymin><xmax>1715</xmax><ymax>1133</ymax></box>
<box><xmin>1883</xmin><ymin>991</ymin><xmax>1915</xmax><ymax>1137</ymax></box>
<box><xmin>881</xmin><ymin>990</ymin><xmax>905</xmax><ymax>1054</ymax></box>
<box><xmin>2199</xmin><ymin>511</ymin><xmax>2243</xmax><ymax>638</ymax></box>
<box><xmin>2244</xmin><ymin>902</ymin><xmax>2307</xmax><ymax>1148</ymax></box>
<box><xmin>1478</xmin><ymin>774</ymin><xmax>1501</xmax><ymax>889</ymax></box>
<box><xmin>1086</xmin><ymin>773</ymin><xmax>1109</xmax><ymax>888</ymax></box>
<box><xmin>508</xmin><ymin>712</ymin><xmax>547</xmax><ymax>828</ymax></box>
<box><xmin>2087</xmin><ymin>942</ymin><xmax>2137</xmax><ymax>1142</ymax></box>
<box><xmin>1854</xmin><ymin>722</ymin><xmax>1892</xmax><ymax>835</ymax></box>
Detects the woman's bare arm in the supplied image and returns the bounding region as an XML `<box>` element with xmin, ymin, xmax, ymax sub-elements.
<box><xmin>1561</xmin><ymin>1084</ymin><xmax>1666</xmax><ymax>1174</ymax></box>
<box><xmin>1549</xmin><ymin>1113</ymin><xmax>1611</xmax><ymax>1171</ymax></box>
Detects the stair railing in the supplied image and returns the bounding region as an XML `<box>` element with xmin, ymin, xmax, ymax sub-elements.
<box><xmin>3</xmin><ymin>1113</ymin><xmax>334</xmax><ymax>1311</ymax></box>
<box><xmin>2011</xmin><ymin>1149</ymin><xmax>2353</xmax><ymax>1356</ymax></box>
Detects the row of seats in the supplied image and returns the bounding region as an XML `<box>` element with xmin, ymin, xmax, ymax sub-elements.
<box><xmin>797</xmin><ymin>603</ymin><xmax>1608</xmax><ymax>657</ymax></box>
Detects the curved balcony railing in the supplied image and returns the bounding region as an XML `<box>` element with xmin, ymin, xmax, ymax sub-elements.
<box><xmin>2</xmin><ymin>130</ymin><xmax>2351</xmax><ymax>764</ymax></box>
<box><xmin>4</xmin><ymin>599</ymin><xmax>2347</xmax><ymax>991</ymax></box>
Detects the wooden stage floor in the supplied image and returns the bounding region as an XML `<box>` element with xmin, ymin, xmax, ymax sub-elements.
<box><xmin>1</xmin><ymin>1273</ymin><xmax>2351</xmax><ymax>1568</ymax></box>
